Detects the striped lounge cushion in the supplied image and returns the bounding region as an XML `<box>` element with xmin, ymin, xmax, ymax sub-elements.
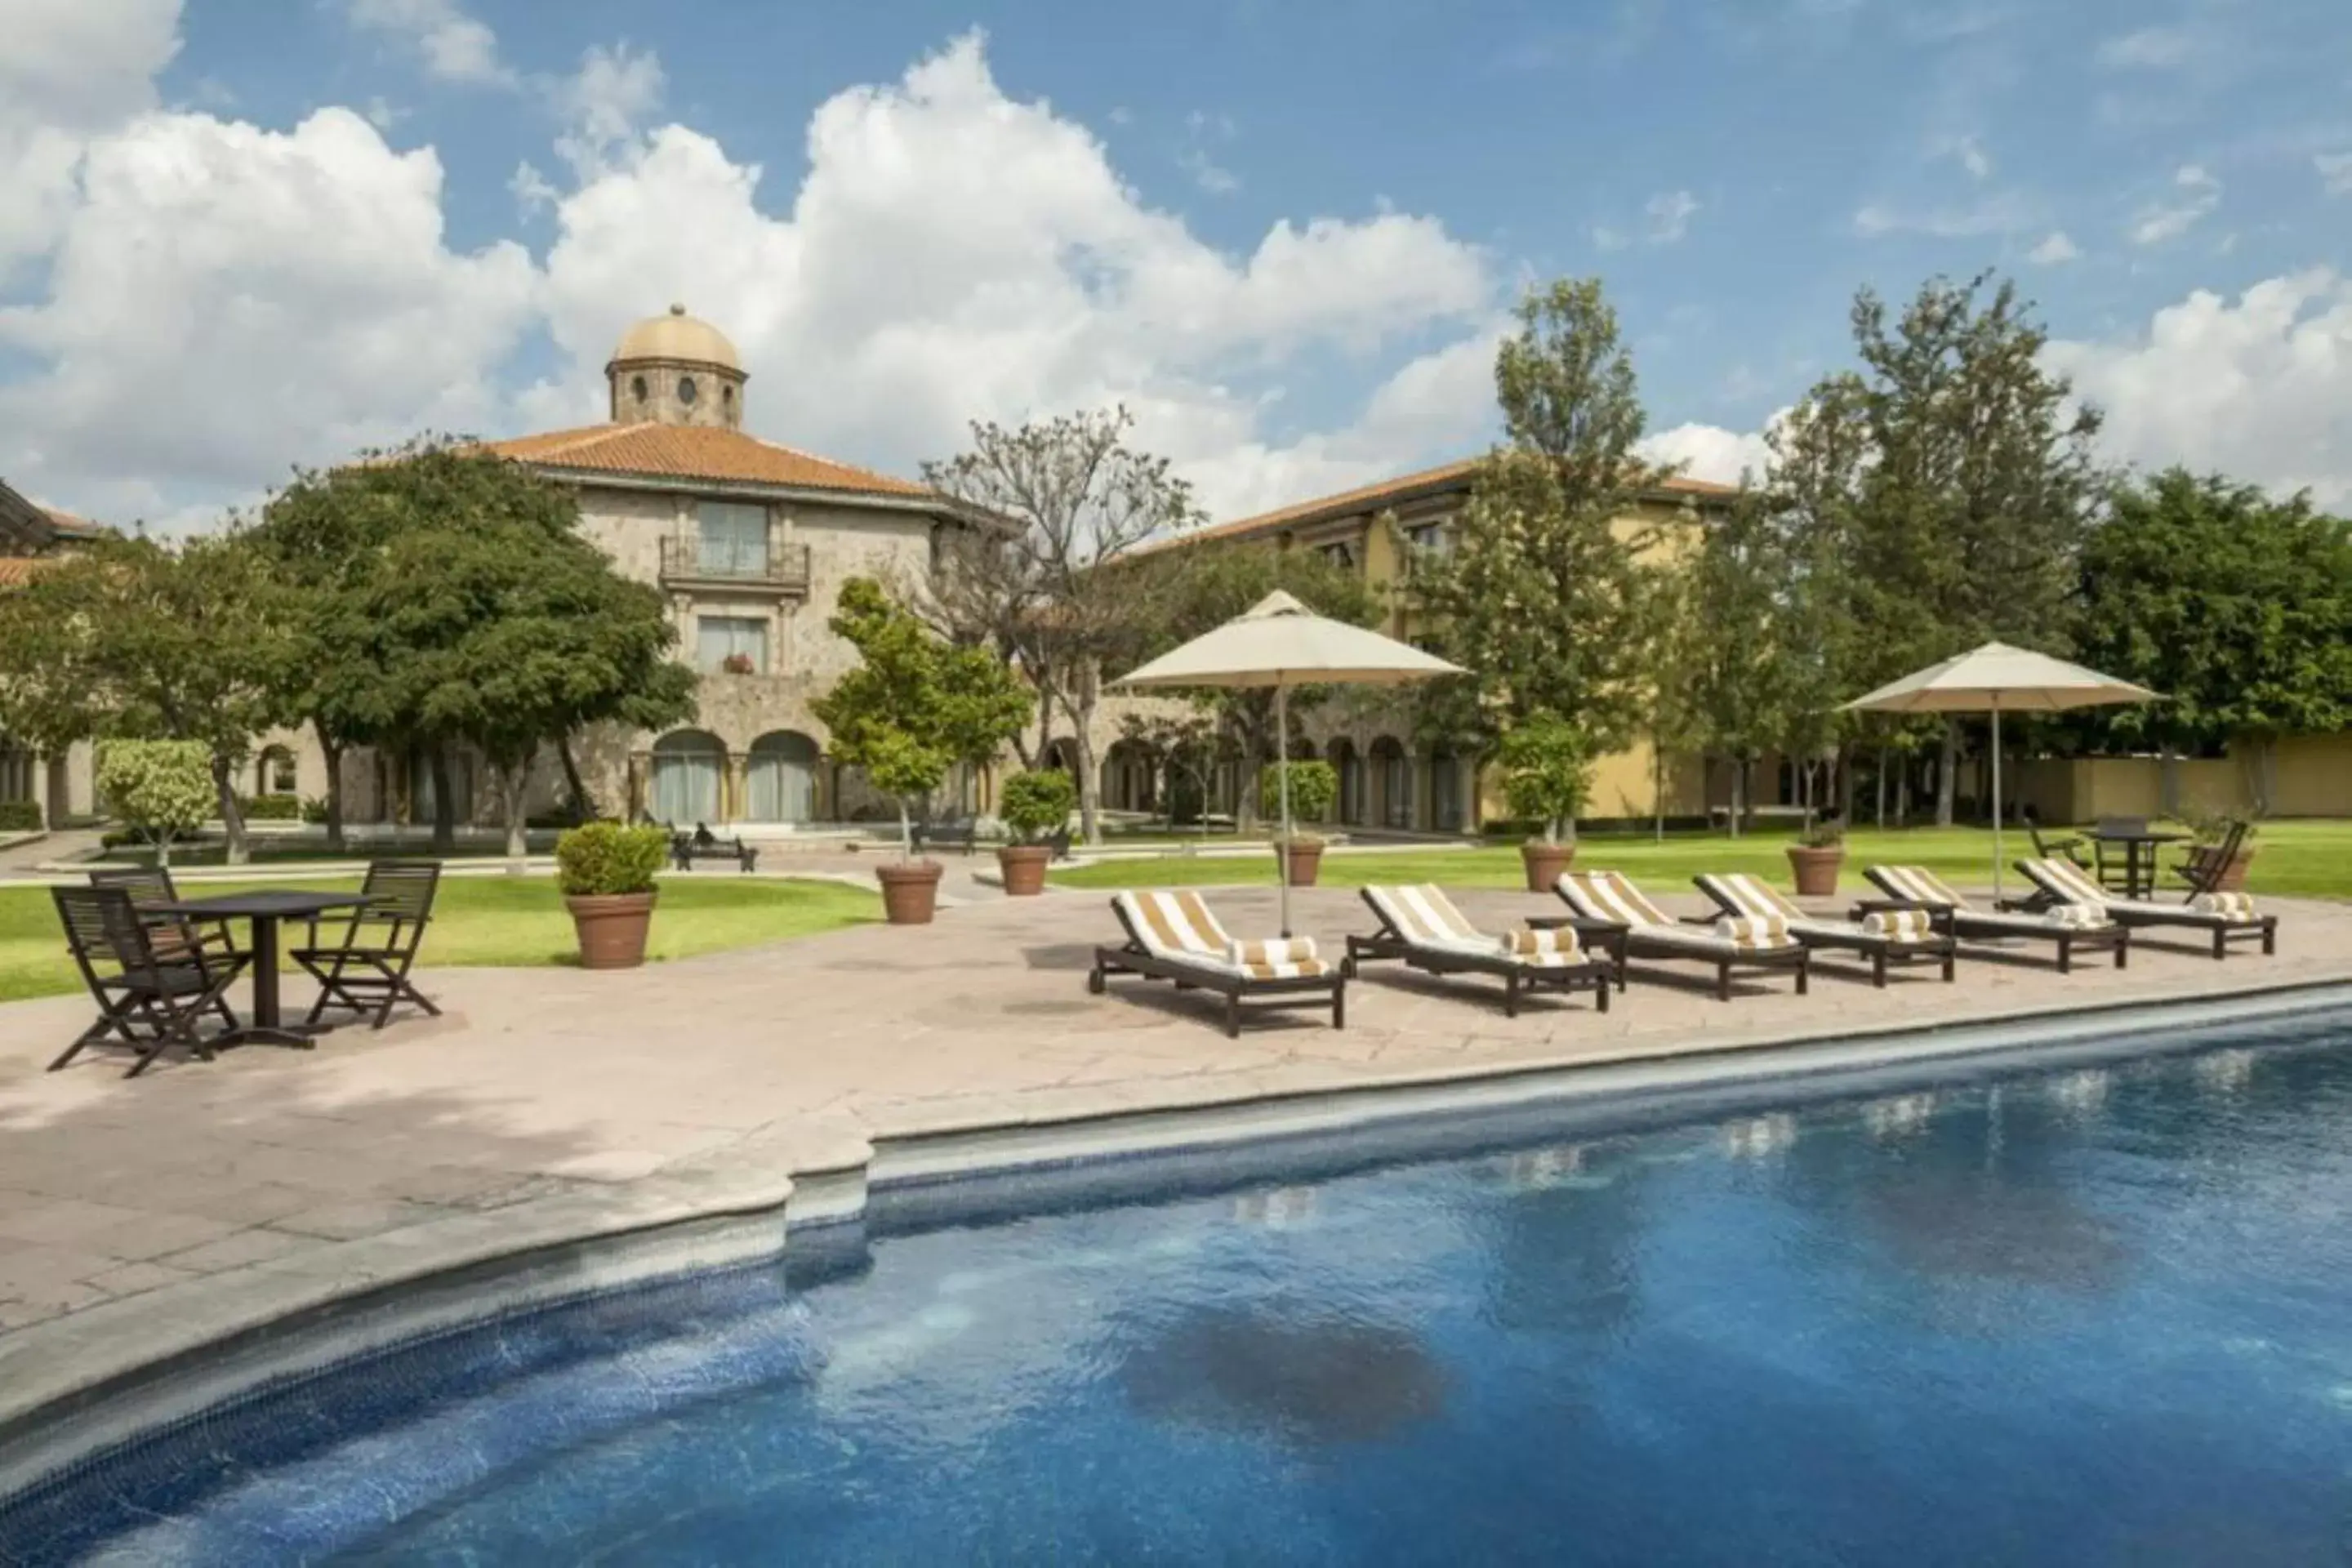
<box><xmin>1559</xmin><ymin>871</ymin><xmax>1673</xmax><ymax>929</ymax></box>
<box><xmin>1700</xmin><ymin>872</ymin><xmax>1805</xmax><ymax>924</ymax></box>
<box><xmin>1870</xmin><ymin>865</ymin><xmax>1968</xmax><ymax>910</ymax></box>
<box><xmin>2023</xmin><ymin>857</ymin><xmax>2109</xmax><ymax>906</ymax></box>
<box><xmin>1365</xmin><ymin>884</ymin><xmax>1488</xmax><ymax>950</ymax></box>
<box><xmin>1116</xmin><ymin>889</ymin><xmax>1233</xmax><ymax>962</ymax></box>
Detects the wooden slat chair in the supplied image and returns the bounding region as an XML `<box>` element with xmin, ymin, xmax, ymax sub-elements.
<box><xmin>292</xmin><ymin>860</ymin><xmax>443</xmax><ymax>1030</ymax></box>
<box><xmin>2020</xmin><ymin>806</ymin><xmax>2087</xmax><ymax>868</ymax></box>
<box><xmin>1694</xmin><ymin>871</ymin><xmax>1955</xmax><ymax>988</ymax></box>
<box><xmin>51</xmin><ymin>885</ymin><xmax>250</xmax><ymax>1077</ymax></box>
<box><xmin>87</xmin><ymin>865</ymin><xmax>243</xmax><ymax>1028</ymax></box>
<box><xmin>1089</xmin><ymin>889</ymin><xmax>1344</xmax><ymax>1037</ymax></box>
<box><xmin>1860</xmin><ymin>864</ymin><xmax>2127</xmax><ymax>973</ymax></box>
<box><xmin>2169</xmin><ymin>820</ymin><xmax>2247</xmax><ymax>899</ymax></box>
<box><xmin>2015</xmin><ymin>856</ymin><xmax>2276</xmax><ymax>960</ymax></box>
<box><xmin>1348</xmin><ymin>884</ymin><xmax>1612</xmax><ymax>1018</ymax></box>
<box><xmin>1556</xmin><ymin>870</ymin><xmax>1810</xmax><ymax>1001</ymax></box>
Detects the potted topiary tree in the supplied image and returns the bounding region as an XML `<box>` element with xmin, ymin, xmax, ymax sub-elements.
<box><xmin>813</xmin><ymin>579</ymin><xmax>1032</xmax><ymax>925</ymax></box>
<box><xmin>1260</xmin><ymin>759</ymin><xmax>1339</xmax><ymax>886</ymax></box>
<box><xmin>1496</xmin><ymin>716</ymin><xmax>1592</xmax><ymax>891</ymax></box>
<box><xmin>94</xmin><ymin>740</ymin><xmax>216</xmax><ymax>869</ymax></box>
<box><xmin>1786</xmin><ymin>816</ymin><xmax>1846</xmax><ymax>897</ymax></box>
<box><xmin>997</xmin><ymin>768</ymin><xmax>1076</xmax><ymax>895</ymax></box>
<box><xmin>556</xmin><ymin>820</ymin><xmax>670</xmax><ymax>969</ymax></box>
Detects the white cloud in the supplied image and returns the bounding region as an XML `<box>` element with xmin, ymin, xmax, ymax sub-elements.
<box><xmin>343</xmin><ymin>0</ymin><xmax>513</xmax><ymax>87</ymax></box>
<box><xmin>2095</xmin><ymin>26</ymin><xmax>2196</xmax><ymax>69</ymax></box>
<box><xmin>550</xmin><ymin>42</ymin><xmax>666</xmax><ymax>180</ymax></box>
<box><xmin>2042</xmin><ymin>270</ymin><xmax>2352</xmax><ymax>506</ymax></box>
<box><xmin>0</xmin><ymin>0</ymin><xmax>181</xmax><ymax>272</ymax></box>
<box><xmin>1645</xmin><ymin>189</ymin><xmax>1699</xmax><ymax>243</ymax></box>
<box><xmin>2130</xmin><ymin>162</ymin><xmax>2220</xmax><ymax>245</ymax></box>
<box><xmin>2029</xmin><ymin>230</ymin><xmax>2081</xmax><ymax>265</ymax></box>
<box><xmin>0</xmin><ymin>107</ymin><xmax>539</xmax><ymax>522</ymax></box>
<box><xmin>1935</xmin><ymin>134</ymin><xmax>1993</xmax><ymax>181</ymax></box>
<box><xmin>2318</xmin><ymin>150</ymin><xmax>2352</xmax><ymax>196</ymax></box>
<box><xmin>1853</xmin><ymin>189</ymin><xmax>2035</xmax><ymax>238</ymax></box>
<box><xmin>1638</xmin><ymin>421</ymin><xmax>1775</xmax><ymax>487</ymax></box>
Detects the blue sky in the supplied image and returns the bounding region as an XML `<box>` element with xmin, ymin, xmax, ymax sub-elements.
<box><xmin>3</xmin><ymin>0</ymin><xmax>2349</xmax><ymax>528</ymax></box>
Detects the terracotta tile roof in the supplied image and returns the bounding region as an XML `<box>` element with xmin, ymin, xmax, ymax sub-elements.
<box><xmin>484</xmin><ymin>423</ymin><xmax>933</xmax><ymax>501</ymax></box>
<box><xmin>1144</xmin><ymin>457</ymin><xmax>1740</xmax><ymax>555</ymax></box>
<box><xmin>0</xmin><ymin>557</ymin><xmax>53</xmax><ymax>588</ymax></box>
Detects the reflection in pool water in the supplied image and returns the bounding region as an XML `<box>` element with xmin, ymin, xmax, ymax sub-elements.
<box><xmin>7</xmin><ymin>1009</ymin><xmax>2352</xmax><ymax>1566</ymax></box>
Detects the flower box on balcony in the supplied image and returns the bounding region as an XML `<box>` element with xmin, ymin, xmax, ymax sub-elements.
<box><xmin>719</xmin><ymin>653</ymin><xmax>757</xmax><ymax>675</ymax></box>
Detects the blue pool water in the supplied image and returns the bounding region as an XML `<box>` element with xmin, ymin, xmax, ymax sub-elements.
<box><xmin>9</xmin><ymin>1009</ymin><xmax>2352</xmax><ymax>1565</ymax></box>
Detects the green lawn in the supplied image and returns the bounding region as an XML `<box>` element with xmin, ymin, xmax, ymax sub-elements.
<box><xmin>0</xmin><ymin>875</ymin><xmax>878</xmax><ymax>1004</ymax></box>
<box><xmin>1048</xmin><ymin>821</ymin><xmax>2352</xmax><ymax>900</ymax></box>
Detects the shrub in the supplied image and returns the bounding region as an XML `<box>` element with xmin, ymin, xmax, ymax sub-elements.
<box><xmin>96</xmin><ymin>740</ymin><xmax>216</xmax><ymax>865</ymax></box>
<box><xmin>300</xmin><ymin>795</ymin><xmax>332</xmax><ymax>825</ymax></box>
<box><xmin>237</xmin><ymin>794</ymin><xmax>303</xmax><ymax>822</ymax></box>
<box><xmin>0</xmin><ymin>800</ymin><xmax>43</xmax><ymax>833</ymax></box>
<box><xmin>1000</xmin><ymin>768</ymin><xmax>1077</xmax><ymax>844</ymax></box>
<box><xmin>1258</xmin><ymin>760</ymin><xmax>1339</xmax><ymax>834</ymax></box>
<box><xmin>1495</xmin><ymin>716</ymin><xmax>1592</xmax><ymax>844</ymax></box>
<box><xmin>1797</xmin><ymin>816</ymin><xmax>1846</xmax><ymax>849</ymax></box>
<box><xmin>555</xmin><ymin>821</ymin><xmax>670</xmax><ymax>897</ymax></box>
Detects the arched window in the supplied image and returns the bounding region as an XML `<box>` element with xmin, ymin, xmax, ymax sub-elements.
<box><xmin>1428</xmin><ymin>746</ymin><xmax>1460</xmax><ymax>834</ymax></box>
<box><xmin>1328</xmin><ymin>739</ymin><xmax>1362</xmax><ymax>826</ymax></box>
<box><xmin>745</xmin><ymin>731</ymin><xmax>819</xmax><ymax>823</ymax></box>
<box><xmin>678</xmin><ymin>375</ymin><xmax>700</xmax><ymax>406</ymax></box>
<box><xmin>1370</xmin><ymin>737</ymin><xmax>1411</xmax><ymax>830</ymax></box>
<box><xmin>256</xmin><ymin>745</ymin><xmax>298</xmax><ymax>797</ymax></box>
<box><xmin>650</xmin><ymin>729</ymin><xmax>725</xmax><ymax>825</ymax></box>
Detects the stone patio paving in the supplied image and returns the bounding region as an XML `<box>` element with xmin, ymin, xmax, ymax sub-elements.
<box><xmin>1</xmin><ymin>879</ymin><xmax>2346</xmax><ymax>1415</ymax></box>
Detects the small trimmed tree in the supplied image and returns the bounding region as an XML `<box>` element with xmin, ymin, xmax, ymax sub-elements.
<box><xmin>1000</xmin><ymin>768</ymin><xmax>1077</xmax><ymax>844</ymax></box>
<box><xmin>1495</xmin><ymin>715</ymin><xmax>1592</xmax><ymax>844</ymax></box>
<box><xmin>96</xmin><ymin>741</ymin><xmax>216</xmax><ymax>866</ymax></box>
<box><xmin>813</xmin><ymin>578</ymin><xmax>1032</xmax><ymax>858</ymax></box>
<box><xmin>1258</xmin><ymin>760</ymin><xmax>1339</xmax><ymax>836</ymax></box>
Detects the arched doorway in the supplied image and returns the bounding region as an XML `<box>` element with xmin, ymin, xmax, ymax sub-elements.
<box><xmin>1370</xmin><ymin>737</ymin><xmax>1411</xmax><ymax>830</ymax></box>
<box><xmin>1102</xmin><ymin>739</ymin><xmax>1156</xmax><ymax>814</ymax></box>
<box><xmin>1428</xmin><ymin>747</ymin><xmax>1460</xmax><ymax>834</ymax></box>
<box><xmin>651</xmin><ymin>729</ymin><xmax>725</xmax><ymax>825</ymax></box>
<box><xmin>254</xmin><ymin>745</ymin><xmax>298</xmax><ymax>800</ymax></box>
<box><xmin>745</xmin><ymin>730</ymin><xmax>818</xmax><ymax>823</ymax></box>
<box><xmin>1328</xmin><ymin>738</ymin><xmax>1362</xmax><ymax>826</ymax></box>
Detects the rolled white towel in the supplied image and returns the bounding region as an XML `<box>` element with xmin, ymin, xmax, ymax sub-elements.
<box><xmin>2042</xmin><ymin>902</ymin><xmax>2108</xmax><ymax>929</ymax></box>
<box><xmin>1498</xmin><ymin>926</ymin><xmax>1580</xmax><ymax>960</ymax></box>
<box><xmin>1861</xmin><ymin>908</ymin><xmax>1935</xmax><ymax>942</ymax></box>
<box><xmin>2189</xmin><ymin>891</ymin><xmax>2256</xmax><ymax>920</ymax></box>
<box><xmin>1713</xmin><ymin>914</ymin><xmax>1794</xmax><ymax>948</ymax></box>
<box><xmin>1229</xmin><ymin>936</ymin><xmax>1318</xmax><ymax>967</ymax></box>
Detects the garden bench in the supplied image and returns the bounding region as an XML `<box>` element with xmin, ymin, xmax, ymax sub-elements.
<box><xmin>669</xmin><ymin>833</ymin><xmax>759</xmax><ymax>872</ymax></box>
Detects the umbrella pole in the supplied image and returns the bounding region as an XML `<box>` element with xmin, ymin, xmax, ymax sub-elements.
<box><xmin>1991</xmin><ymin>701</ymin><xmax>2003</xmax><ymax>902</ymax></box>
<box><xmin>1276</xmin><ymin>679</ymin><xmax>1293</xmax><ymax>938</ymax></box>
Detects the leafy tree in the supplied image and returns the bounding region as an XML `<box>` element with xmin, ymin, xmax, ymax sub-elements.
<box><xmin>1659</xmin><ymin>490</ymin><xmax>1792</xmax><ymax>836</ymax></box>
<box><xmin>1495</xmin><ymin>715</ymin><xmax>1594</xmax><ymax>844</ymax></box>
<box><xmin>813</xmin><ymin>577</ymin><xmax>1033</xmax><ymax>858</ymax></box>
<box><xmin>1133</xmin><ymin>543</ymin><xmax>1380</xmax><ymax>826</ymax></box>
<box><xmin>2077</xmin><ymin>468</ymin><xmax>2352</xmax><ymax>813</ymax></box>
<box><xmin>95</xmin><ymin>741</ymin><xmax>216</xmax><ymax>866</ymax></box>
<box><xmin>1258</xmin><ymin>759</ymin><xmax>1338</xmax><ymax>833</ymax></box>
<box><xmin>1114</xmin><ymin>708</ymin><xmax>1218</xmax><ymax>831</ymax></box>
<box><xmin>999</xmin><ymin>768</ymin><xmax>1077</xmax><ymax>844</ymax></box>
<box><xmin>0</xmin><ymin>532</ymin><xmax>296</xmax><ymax>864</ymax></box>
<box><xmin>1834</xmin><ymin>273</ymin><xmax>2106</xmax><ymax>822</ymax></box>
<box><xmin>924</xmin><ymin>408</ymin><xmax>1200</xmax><ymax>843</ymax></box>
<box><xmin>1414</xmin><ymin>278</ymin><xmax>1669</xmax><ymax>760</ymax></box>
<box><xmin>258</xmin><ymin>442</ymin><xmax>697</xmax><ymax>858</ymax></box>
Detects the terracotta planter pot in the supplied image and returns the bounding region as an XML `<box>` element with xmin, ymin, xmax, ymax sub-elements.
<box><xmin>1276</xmin><ymin>840</ymin><xmax>1325</xmax><ymax>888</ymax></box>
<box><xmin>566</xmin><ymin>889</ymin><xmax>657</xmax><ymax>970</ymax></box>
<box><xmin>1785</xmin><ymin>844</ymin><xmax>1845</xmax><ymax>898</ymax></box>
<box><xmin>876</xmin><ymin>859</ymin><xmax>945</xmax><ymax>924</ymax></box>
<box><xmin>2211</xmin><ymin>848</ymin><xmax>2256</xmax><ymax>893</ymax></box>
<box><xmin>997</xmin><ymin>844</ymin><xmax>1052</xmax><ymax>896</ymax></box>
<box><xmin>1521</xmin><ymin>840</ymin><xmax>1575</xmax><ymax>893</ymax></box>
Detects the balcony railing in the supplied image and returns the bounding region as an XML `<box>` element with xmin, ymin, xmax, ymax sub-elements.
<box><xmin>659</xmin><ymin>537</ymin><xmax>812</xmax><ymax>593</ymax></box>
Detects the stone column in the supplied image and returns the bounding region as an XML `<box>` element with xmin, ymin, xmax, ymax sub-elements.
<box><xmin>724</xmin><ymin>752</ymin><xmax>749</xmax><ymax>825</ymax></box>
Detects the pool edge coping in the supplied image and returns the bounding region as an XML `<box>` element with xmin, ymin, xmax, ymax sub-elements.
<box><xmin>3</xmin><ymin>970</ymin><xmax>2350</xmax><ymax>1499</ymax></box>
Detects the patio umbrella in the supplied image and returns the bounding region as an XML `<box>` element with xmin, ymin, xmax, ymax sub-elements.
<box><xmin>1115</xmin><ymin>590</ymin><xmax>1464</xmax><ymax>933</ymax></box>
<box><xmin>1842</xmin><ymin>642</ymin><xmax>2161</xmax><ymax>900</ymax></box>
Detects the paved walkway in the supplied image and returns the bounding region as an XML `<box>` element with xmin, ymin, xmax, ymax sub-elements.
<box><xmin>1</xmin><ymin>880</ymin><xmax>2346</xmax><ymax>1405</ymax></box>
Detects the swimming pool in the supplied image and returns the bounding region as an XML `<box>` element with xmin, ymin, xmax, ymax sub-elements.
<box><xmin>7</xmin><ymin>1005</ymin><xmax>2352</xmax><ymax>1564</ymax></box>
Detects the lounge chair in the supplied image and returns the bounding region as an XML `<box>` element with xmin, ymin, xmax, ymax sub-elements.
<box><xmin>1860</xmin><ymin>865</ymin><xmax>2127</xmax><ymax>973</ymax></box>
<box><xmin>1694</xmin><ymin>871</ymin><xmax>1955</xmax><ymax>988</ymax></box>
<box><xmin>2015</xmin><ymin>855</ymin><xmax>2276</xmax><ymax>960</ymax></box>
<box><xmin>1348</xmin><ymin>884</ymin><xmax>1612</xmax><ymax>1018</ymax></box>
<box><xmin>51</xmin><ymin>885</ymin><xmax>251</xmax><ymax>1078</ymax></box>
<box><xmin>1091</xmin><ymin>889</ymin><xmax>1345</xmax><ymax>1037</ymax></box>
<box><xmin>1556</xmin><ymin>870</ymin><xmax>1810</xmax><ymax>1001</ymax></box>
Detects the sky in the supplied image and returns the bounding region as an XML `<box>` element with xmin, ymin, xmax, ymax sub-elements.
<box><xmin>1</xmin><ymin>0</ymin><xmax>2348</xmax><ymax>534</ymax></box>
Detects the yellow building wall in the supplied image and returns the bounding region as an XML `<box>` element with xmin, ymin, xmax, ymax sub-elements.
<box><xmin>2011</xmin><ymin>735</ymin><xmax>2352</xmax><ymax>823</ymax></box>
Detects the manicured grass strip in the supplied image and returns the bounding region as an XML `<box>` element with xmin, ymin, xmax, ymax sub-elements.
<box><xmin>1048</xmin><ymin>822</ymin><xmax>2352</xmax><ymax>900</ymax></box>
<box><xmin>0</xmin><ymin>875</ymin><xmax>878</xmax><ymax>1004</ymax></box>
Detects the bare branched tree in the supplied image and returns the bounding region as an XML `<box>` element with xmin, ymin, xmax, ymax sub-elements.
<box><xmin>924</xmin><ymin>408</ymin><xmax>1199</xmax><ymax>842</ymax></box>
